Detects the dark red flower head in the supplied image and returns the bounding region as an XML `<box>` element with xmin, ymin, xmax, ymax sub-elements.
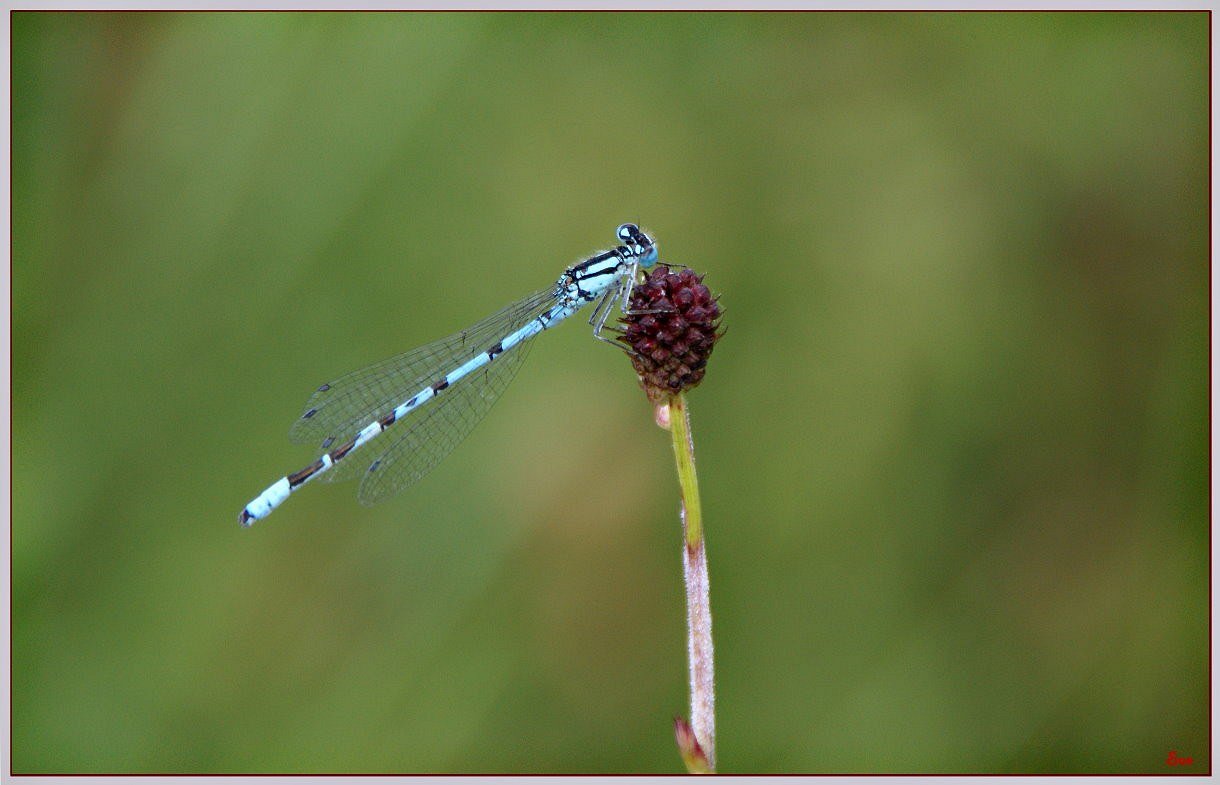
<box><xmin>618</xmin><ymin>265</ymin><xmax>722</xmax><ymax>403</ymax></box>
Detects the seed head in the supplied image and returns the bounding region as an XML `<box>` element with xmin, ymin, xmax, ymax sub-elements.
<box><xmin>618</xmin><ymin>265</ymin><xmax>722</xmax><ymax>404</ymax></box>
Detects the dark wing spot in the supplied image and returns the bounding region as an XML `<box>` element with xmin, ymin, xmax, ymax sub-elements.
<box><xmin>368</xmin><ymin>459</ymin><xmax>381</xmax><ymax>473</ymax></box>
<box><xmin>303</xmin><ymin>408</ymin><xmax>318</xmax><ymax>419</ymax></box>
<box><xmin>321</xmin><ymin>436</ymin><xmax>334</xmax><ymax>449</ymax></box>
<box><xmin>317</xmin><ymin>383</ymin><xmax>330</xmax><ymax>392</ymax></box>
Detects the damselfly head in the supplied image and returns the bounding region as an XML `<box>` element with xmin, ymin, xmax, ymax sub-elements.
<box><xmin>616</xmin><ymin>223</ymin><xmax>640</xmax><ymax>242</ymax></box>
<box><xmin>617</xmin><ymin>223</ymin><xmax>659</xmax><ymax>268</ymax></box>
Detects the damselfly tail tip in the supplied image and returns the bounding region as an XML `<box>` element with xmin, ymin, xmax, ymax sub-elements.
<box><xmin>238</xmin><ymin>508</ymin><xmax>256</xmax><ymax>528</ymax></box>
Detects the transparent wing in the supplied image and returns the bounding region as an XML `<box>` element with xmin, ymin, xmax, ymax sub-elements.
<box><xmin>288</xmin><ymin>288</ymin><xmax>556</xmax><ymax>452</ymax></box>
<box><xmin>355</xmin><ymin>333</ymin><xmax>535</xmax><ymax>504</ymax></box>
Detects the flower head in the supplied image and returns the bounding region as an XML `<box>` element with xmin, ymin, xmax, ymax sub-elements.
<box><xmin>618</xmin><ymin>265</ymin><xmax>722</xmax><ymax>404</ymax></box>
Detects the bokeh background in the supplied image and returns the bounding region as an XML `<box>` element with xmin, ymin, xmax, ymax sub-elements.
<box><xmin>12</xmin><ymin>11</ymin><xmax>1209</xmax><ymax>774</ymax></box>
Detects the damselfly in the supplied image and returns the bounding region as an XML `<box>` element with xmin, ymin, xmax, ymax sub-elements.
<box><xmin>239</xmin><ymin>224</ymin><xmax>660</xmax><ymax>526</ymax></box>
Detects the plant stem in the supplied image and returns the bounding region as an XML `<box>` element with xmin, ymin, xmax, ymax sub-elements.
<box><xmin>670</xmin><ymin>394</ymin><xmax>704</xmax><ymax>549</ymax></box>
<box><xmin>668</xmin><ymin>393</ymin><xmax>715</xmax><ymax>772</ymax></box>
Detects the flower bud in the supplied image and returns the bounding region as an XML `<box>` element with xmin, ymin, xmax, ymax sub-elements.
<box><xmin>619</xmin><ymin>266</ymin><xmax>722</xmax><ymax>403</ymax></box>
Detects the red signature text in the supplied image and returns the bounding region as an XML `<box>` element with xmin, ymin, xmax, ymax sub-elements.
<box><xmin>1167</xmin><ymin>750</ymin><xmax>1194</xmax><ymax>767</ymax></box>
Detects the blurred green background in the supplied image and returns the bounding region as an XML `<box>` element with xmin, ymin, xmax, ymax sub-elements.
<box><xmin>12</xmin><ymin>11</ymin><xmax>1208</xmax><ymax>774</ymax></box>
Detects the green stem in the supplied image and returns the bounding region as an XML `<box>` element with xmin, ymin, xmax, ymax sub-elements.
<box><xmin>669</xmin><ymin>394</ymin><xmax>704</xmax><ymax>549</ymax></box>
